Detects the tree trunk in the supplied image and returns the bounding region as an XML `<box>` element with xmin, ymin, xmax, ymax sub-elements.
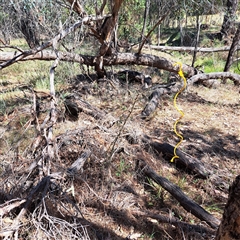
<box><xmin>215</xmin><ymin>175</ymin><xmax>240</xmax><ymax>240</ymax></box>
<box><xmin>224</xmin><ymin>23</ymin><xmax>240</xmax><ymax>73</ymax></box>
<box><xmin>191</xmin><ymin>15</ymin><xmax>201</xmax><ymax>67</ymax></box>
<box><xmin>141</xmin><ymin>0</ymin><xmax>150</xmax><ymax>42</ymax></box>
<box><xmin>157</xmin><ymin>1</ymin><xmax>162</xmax><ymax>46</ymax></box>
<box><xmin>18</xmin><ymin>10</ymin><xmax>40</xmax><ymax>48</ymax></box>
<box><xmin>96</xmin><ymin>0</ymin><xmax>124</xmax><ymax>77</ymax></box>
<box><xmin>0</xmin><ymin>50</ymin><xmax>197</xmax><ymax>78</ymax></box>
<box><xmin>220</xmin><ymin>0</ymin><xmax>238</xmax><ymax>38</ymax></box>
<box><xmin>66</xmin><ymin>0</ymin><xmax>86</xmax><ymax>16</ymax></box>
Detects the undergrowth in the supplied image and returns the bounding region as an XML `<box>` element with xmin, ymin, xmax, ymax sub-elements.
<box><xmin>0</xmin><ymin>35</ymin><xmax>240</xmax><ymax>239</ymax></box>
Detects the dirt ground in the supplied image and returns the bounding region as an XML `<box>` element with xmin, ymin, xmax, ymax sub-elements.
<box><xmin>0</xmin><ymin>69</ymin><xmax>240</xmax><ymax>239</ymax></box>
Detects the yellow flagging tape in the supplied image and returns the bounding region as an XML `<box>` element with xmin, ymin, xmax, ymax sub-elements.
<box><xmin>170</xmin><ymin>62</ymin><xmax>187</xmax><ymax>163</ymax></box>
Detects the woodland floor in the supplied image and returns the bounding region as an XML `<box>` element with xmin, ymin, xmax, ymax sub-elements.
<box><xmin>0</xmin><ymin>57</ymin><xmax>240</xmax><ymax>239</ymax></box>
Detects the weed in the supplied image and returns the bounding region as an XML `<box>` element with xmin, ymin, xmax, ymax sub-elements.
<box><xmin>0</xmin><ymin>98</ymin><xmax>6</xmax><ymax>115</ymax></box>
<box><xmin>177</xmin><ymin>176</ymin><xmax>187</xmax><ymax>189</ymax></box>
<box><xmin>205</xmin><ymin>204</ymin><xmax>223</xmax><ymax>214</ymax></box>
<box><xmin>116</xmin><ymin>157</ymin><xmax>129</xmax><ymax>177</ymax></box>
<box><xmin>19</xmin><ymin>115</ymin><xmax>29</xmax><ymax>127</ymax></box>
<box><xmin>147</xmin><ymin>177</ymin><xmax>166</xmax><ymax>203</ymax></box>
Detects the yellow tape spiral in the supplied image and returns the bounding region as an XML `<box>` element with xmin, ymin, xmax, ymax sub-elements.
<box><xmin>170</xmin><ymin>62</ymin><xmax>187</xmax><ymax>163</ymax></box>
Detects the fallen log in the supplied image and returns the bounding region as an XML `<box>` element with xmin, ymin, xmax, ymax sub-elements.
<box><xmin>141</xmin><ymin>82</ymin><xmax>178</xmax><ymax>117</ymax></box>
<box><xmin>142</xmin><ymin>71</ymin><xmax>240</xmax><ymax>117</ymax></box>
<box><xmin>143</xmin><ymin>136</ymin><xmax>210</xmax><ymax>178</ymax></box>
<box><xmin>147</xmin><ymin>45</ymin><xmax>240</xmax><ymax>53</ymax></box>
<box><xmin>133</xmin><ymin>210</ymin><xmax>216</xmax><ymax>235</ymax></box>
<box><xmin>64</xmin><ymin>94</ymin><xmax>105</xmax><ymax>120</ymax></box>
<box><xmin>188</xmin><ymin>72</ymin><xmax>240</xmax><ymax>86</ymax></box>
<box><xmin>0</xmin><ymin>50</ymin><xmax>197</xmax><ymax>78</ymax></box>
<box><xmin>137</xmin><ymin>159</ymin><xmax>220</xmax><ymax>229</ymax></box>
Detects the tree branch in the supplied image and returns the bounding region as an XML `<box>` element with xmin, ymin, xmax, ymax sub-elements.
<box><xmin>138</xmin><ymin>11</ymin><xmax>170</xmax><ymax>54</ymax></box>
<box><xmin>0</xmin><ymin>50</ymin><xmax>196</xmax><ymax>77</ymax></box>
<box><xmin>188</xmin><ymin>72</ymin><xmax>240</xmax><ymax>86</ymax></box>
<box><xmin>137</xmin><ymin>159</ymin><xmax>220</xmax><ymax>229</ymax></box>
<box><xmin>0</xmin><ymin>15</ymin><xmax>107</xmax><ymax>70</ymax></box>
<box><xmin>148</xmin><ymin>45</ymin><xmax>240</xmax><ymax>53</ymax></box>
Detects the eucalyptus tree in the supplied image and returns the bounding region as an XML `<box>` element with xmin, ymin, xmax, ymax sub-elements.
<box><xmin>0</xmin><ymin>0</ymin><xmax>239</xmax><ymax>85</ymax></box>
<box><xmin>0</xmin><ymin>3</ymin><xmax>240</xmax><ymax>238</ymax></box>
<box><xmin>221</xmin><ymin>0</ymin><xmax>239</xmax><ymax>38</ymax></box>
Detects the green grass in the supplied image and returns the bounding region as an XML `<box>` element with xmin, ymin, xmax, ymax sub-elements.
<box><xmin>115</xmin><ymin>157</ymin><xmax>130</xmax><ymax>177</ymax></box>
<box><xmin>195</xmin><ymin>55</ymin><xmax>226</xmax><ymax>72</ymax></box>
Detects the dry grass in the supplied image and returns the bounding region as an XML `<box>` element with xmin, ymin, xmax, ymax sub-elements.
<box><xmin>1</xmin><ymin>80</ymin><xmax>239</xmax><ymax>239</ymax></box>
<box><xmin>0</xmin><ymin>42</ymin><xmax>240</xmax><ymax>239</ymax></box>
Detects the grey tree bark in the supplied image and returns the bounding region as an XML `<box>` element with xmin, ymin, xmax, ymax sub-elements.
<box><xmin>224</xmin><ymin>23</ymin><xmax>240</xmax><ymax>73</ymax></box>
<box><xmin>220</xmin><ymin>0</ymin><xmax>239</xmax><ymax>38</ymax></box>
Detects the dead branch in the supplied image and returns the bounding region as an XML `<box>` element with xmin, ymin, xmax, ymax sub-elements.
<box><xmin>66</xmin><ymin>0</ymin><xmax>86</xmax><ymax>16</ymax></box>
<box><xmin>137</xmin><ymin>159</ymin><xmax>220</xmax><ymax>229</ymax></box>
<box><xmin>188</xmin><ymin>72</ymin><xmax>240</xmax><ymax>86</ymax></box>
<box><xmin>4</xmin><ymin>177</ymin><xmax>51</xmax><ymax>238</ymax></box>
<box><xmin>148</xmin><ymin>45</ymin><xmax>240</xmax><ymax>53</ymax></box>
<box><xmin>66</xmin><ymin>150</ymin><xmax>91</xmax><ymax>177</ymax></box>
<box><xmin>133</xmin><ymin>210</ymin><xmax>216</xmax><ymax>235</ymax></box>
<box><xmin>64</xmin><ymin>94</ymin><xmax>105</xmax><ymax>120</ymax></box>
<box><xmin>142</xmin><ymin>70</ymin><xmax>239</xmax><ymax>117</ymax></box>
<box><xmin>144</xmin><ymin>138</ymin><xmax>211</xmax><ymax>178</ymax></box>
<box><xmin>47</xmin><ymin>54</ymin><xmax>59</xmax><ymax>167</ymax></box>
<box><xmin>141</xmin><ymin>83</ymin><xmax>177</xmax><ymax>117</ymax></box>
<box><xmin>0</xmin><ymin>199</ymin><xmax>26</xmax><ymax>217</ymax></box>
<box><xmin>0</xmin><ymin>15</ymin><xmax>109</xmax><ymax>70</ymax></box>
<box><xmin>138</xmin><ymin>11</ymin><xmax>170</xmax><ymax>54</ymax></box>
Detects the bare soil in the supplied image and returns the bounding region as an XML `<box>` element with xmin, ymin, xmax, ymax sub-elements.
<box><xmin>0</xmin><ymin>69</ymin><xmax>239</xmax><ymax>239</ymax></box>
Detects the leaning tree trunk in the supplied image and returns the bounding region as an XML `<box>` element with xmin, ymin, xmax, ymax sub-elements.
<box><xmin>95</xmin><ymin>0</ymin><xmax>124</xmax><ymax>78</ymax></box>
<box><xmin>224</xmin><ymin>23</ymin><xmax>240</xmax><ymax>73</ymax></box>
<box><xmin>215</xmin><ymin>175</ymin><xmax>240</xmax><ymax>240</ymax></box>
